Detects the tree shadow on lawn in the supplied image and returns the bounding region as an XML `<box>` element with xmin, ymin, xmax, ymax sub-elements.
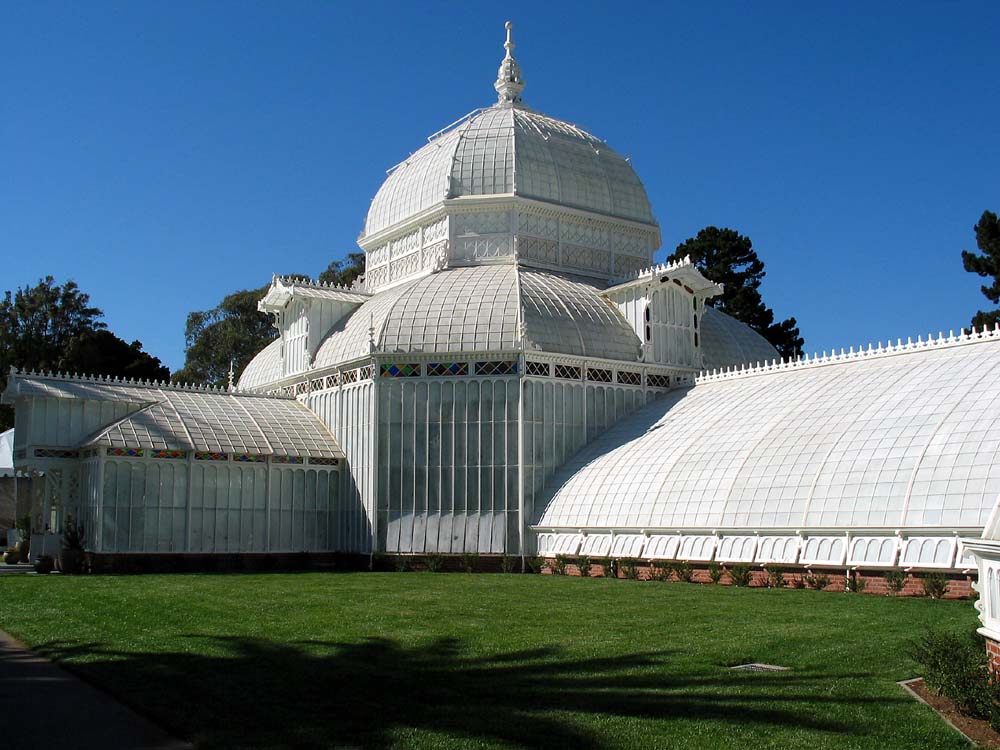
<box><xmin>35</xmin><ymin>636</ymin><xmax>890</xmax><ymax>749</ymax></box>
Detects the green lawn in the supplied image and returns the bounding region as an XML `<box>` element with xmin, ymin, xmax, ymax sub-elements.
<box><xmin>0</xmin><ymin>572</ymin><xmax>979</xmax><ymax>749</ymax></box>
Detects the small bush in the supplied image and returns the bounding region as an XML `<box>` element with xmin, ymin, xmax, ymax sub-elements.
<box><xmin>393</xmin><ymin>556</ymin><xmax>410</xmax><ymax>572</ymax></box>
<box><xmin>884</xmin><ymin>569</ymin><xmax>906</xmax><ymax>595</ymax></box>
<box><xmin>650</xmin><ymin>560</ymin><xmax>671</xmax><ymax>581</ymax></box>
<box><xmin>764</xmin><ymin>566</ymin><xmax>785</xmax><ymax>588</ymax></box>
<box><xmin>553</xmin><ymin>554</ymin><xmax>570</xmax><ymax>575</ymax></box>
<box><xmin>921</xmin><ymin>571</ymin><xmax>949</xmax><ymax>599</ymax></box>
<box><xmin>576</xmin><ymin>556</ymin><xmax>592</xmax><ymax>577</ymax></box>
<box><xmin>729</xmin><ymin>564</ymin><xmax>753</xmax><ymax>587</ymax></box>
<box><xmin>601</xmin><ymin>558</ymin><xmax>617</xmax><ymax>578</ymax></box>
<box><xmin>804</xmin><ymin>572</ymin><xmax>830</xmax><ymax>591</ymax></box>
<box><xmin>707</xmin><ymin>562</ymin><xmax>723</xmax><ymax>584</ymax></box>
<box><xmin>461</xmin><ymin>552</ymin><xmax>479</xmax><ymax>574</ymax></box>
<box><xmin>845</xmin><ymin>573</ymin><xmax>866</xmax><ymax>593</ymax></box>
<box><xmin>525</xmin><ymin>556</ymin><xmax>545</xmax><ymax>574</ymax></box>
<box><xmin>500</xmin><ymin>554</ymin><xmax>517</xmax><ymax>573</ymax></box>
<box><xmin>791</xmin><ymin>574</ymin><xmax>806</xmax><ymax>589</ymax></box>
<box><xmin>671</xmin><ymin>562</ymin><xmax>694</xmax><ymax>582</ymax></box>
<box><xmin>425</xmin><ymin>554</ymin><xmax>445</xmax><ymax>573</ymax></box>
<box><xmin>621</xmin><ymin>558</ymin><xmax>640</xmax><ymax>580</ymax></box>
<box><xmin>911</xmin><ymin>630</ymin><xmax>994</xmax><ymax>719</ymax></box>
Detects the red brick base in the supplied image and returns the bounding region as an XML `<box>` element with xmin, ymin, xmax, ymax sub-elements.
<box><xmin>987</xmin><ymin>637</ymin><xmax>1000</xmax><ymax>676</ymax></box>
<box><xmin>543</xmin><ymin>558</ymin><xmax>975</xmax><ymax>599</ymax></box>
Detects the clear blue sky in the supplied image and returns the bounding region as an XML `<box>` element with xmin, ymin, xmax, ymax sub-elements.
<box><xmin>3</xmin><ymin>2</ymin><xmax>998</xmax><ymax>372</ymax></box>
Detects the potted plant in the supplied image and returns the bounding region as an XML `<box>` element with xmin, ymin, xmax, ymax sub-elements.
<box><xmin>3</xmin><ymin>547</ymin><xmax>20</xmax><ymax>565</ymax></box>
<box><xmin>34</xmin><ymin>555</ymin><xmax>54</xmax><ymax>574</ymax></box>
<box><xmin>58</xmin><ymin>515</ymin><xmax>86</xmax><ymax>574</ymax></box>
<box><xmin>16</xmin><ymin>515</ymin><xmax>31</xmax><ymax>563</ymax></box>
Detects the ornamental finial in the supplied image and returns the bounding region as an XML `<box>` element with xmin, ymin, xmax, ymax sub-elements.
<box><xmin>494</xmin><ymin>21</ymin><xmax>525</xmax><ymax>106</ymax></box>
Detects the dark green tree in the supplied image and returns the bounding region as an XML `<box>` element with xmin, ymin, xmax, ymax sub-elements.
<box><xmin>175</xmin><ymin>253</ymin><xmax>368</xmax><ymax>387</ymax></box>
<box><xmin>172</xmin><ymin>285</ymin><xmax>275</xmax><ymax>388</ymax></box>
<box><xmin>59</xmin><ymin>330</ymin><xmax>169</xmax><ymax>383</ymax></box>
<box><xmin>0</xmin><ymin>276</ymin><xmax>166</xmax><ymax>429</ymax></box>
<box><xmin>318</xmin><ymin>252</ymin><xmax>366</xmax><ymax>286</ymax></box>
<box><xmin>668</xmin><ymin>227</ymin><xmax>804</xmax><ymax>360</ymax></box>
<box><xmin>961</xmin><ymin>210</ymin><xmax>1000</xmax><ymax>331</ymax></box>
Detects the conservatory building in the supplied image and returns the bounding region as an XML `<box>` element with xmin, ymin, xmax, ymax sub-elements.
<box><xmin>5</xmin><ymin>24</ymin><xmax>1000</xmax><ymax>578</ymax></box>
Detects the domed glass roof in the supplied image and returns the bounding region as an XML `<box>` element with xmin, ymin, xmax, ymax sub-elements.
<box><xmin>363</xmin><ymin>25</ymin><xmax>656</xmax><ymax>238</ymax></box>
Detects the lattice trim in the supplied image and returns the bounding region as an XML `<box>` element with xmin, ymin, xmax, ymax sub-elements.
<box><xmin>271</xmin><ymin>455</ymin><xmax>304</xmax><ymax>465</ymax></box>
<box><xmin>380</xmin><ymin>363</ymin><xmax>421</xmax><ymax>378</ymax></box>
<box><xmin>34</xmin><ymin>448</ymin><xmax>81</xmax><ymax>459</ymax></box>
<box><xmin>475</xmin><ymin>360</ymin><xmax>518</xmax><ymax>376</ymax></box>
<box><xmin>105</xmin><ymin>447</ymin><xmax>142</xmax><ymax>458</ymax></box>
<box><xmin>150</xmin><ymin>450</ymin><xmax>187</xmax><ymax>460</ymax></box>
<box><xmin>553</xmin><ymin>364</ymin><xmax>582</xmax><ymax>381</ymax></box>
<box><xmin>427</xmin><ymin>362</ymin><xmax>469</xmax><ymax>377</ymax></box>
<box><xmin>617</xmin><ymin>370</ymin><xmax>642</xmax><ymax>386</ymax></box>
<box><xmin>586</xmin><ymin>367</ymin><xmax>613</xmax><ymax>383</ymax></box>
<box><xmin>525</xmin><ymin>360</ymin><xmax>549</xmax><ymax>377</ymax></box>
<box><xmin>194</xmin><ymin>452</ymin><xmax>228</xmax><ymax>461</ymax></box>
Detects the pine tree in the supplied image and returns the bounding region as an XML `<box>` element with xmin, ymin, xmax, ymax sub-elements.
<box><xmin>961</xmin><ymin>210</ymin><xmax>1000</xmax><ymax>330</ymax></box>
<box><xmin>668</xmin><ymin>227</ymin><xmax>803</xmax><ymax>360</ymax></box>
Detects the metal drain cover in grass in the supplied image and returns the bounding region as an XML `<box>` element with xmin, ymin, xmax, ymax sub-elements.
<box><xmin>730</xmin><ymin>663</ymin><xmax>790</xmax><ymax>672</ymax></box>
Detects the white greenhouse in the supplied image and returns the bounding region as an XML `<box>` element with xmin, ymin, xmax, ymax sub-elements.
<box><xmin>5</xmin><ymin>24</ymin><xmax>999</xmax><ymax>579</ymax></box>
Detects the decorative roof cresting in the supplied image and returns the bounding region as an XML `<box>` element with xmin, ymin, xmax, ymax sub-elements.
<box><xmin>494</xmin><ymin>21</ymin><xmax>525</xmax><ymax>106</ymax></box>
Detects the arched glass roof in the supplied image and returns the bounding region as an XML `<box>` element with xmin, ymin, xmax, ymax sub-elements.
<box><xmin>238</xmin><ymin>337</ymin><xmax>282</xmax><ymax>390</ymax></box>
<box><xmin>535</xmin><ymin>336</ymin><xmax>1000</xmax><ymax>532</ymax></box>
<box><xmin>700</xmin><ymin>306</ymin><xmax>779</xmax><ymax>370</ymax></box>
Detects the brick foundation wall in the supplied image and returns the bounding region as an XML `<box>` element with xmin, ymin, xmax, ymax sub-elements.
<box><xmin>543</xmin><ymin>558</ymin><xmax>976</xmax><ymax>599</ymax></box>
<box><xmin>987</xmin><ymin>637</ymin><xmax>1000</xmax><ymax>676</ymax></box>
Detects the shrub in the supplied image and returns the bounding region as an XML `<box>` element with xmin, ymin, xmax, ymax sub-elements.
<box><xmin>884</xmin><ymin>569</ymin><xmax>906</xmax><ymax>595</ymax></box>
<box><xmin>601</xmin><ymin>558</ymin><xmax>617</xmax><ymax>578</ymax></box>
<box><xmin>728</xmin><ymin>564</ymin><xmax>752</xmax><ymax>587</ymax></box>
<box><xmin>650</xmin><ymin>560</ymin><xmax>671</xmax><ymax>581</ymax></box>
<box><xmin>461</xmin><ymin>552</ymin><xmax>478</xmax><ymax>573</ymax></box>
<box><xmin>33</xmin><ymin>555</ymin><xmax>54</xmax><ymax>575</ymax></box>
<box><xmin>425</xmin><ymin>554</ymin><xmax>445</xmax><ymax>573</ymax></box>
<box><xmin>804</xmin><ymin>572</ymin><xmax>830</xmax><ymax>591</ymax></box>
<box><xmin>621</xmin><ymin>558</ymin><xmax>640</xmax><ymax>580</ymax></box>
<box><xmin>707</xmin><ymin>562</ymin><xmax>723</xmax><ymax>584</ymax></box>
<box><xmin>922</xmin><ymin>572</ymin><xmax>949</xmax><ymax>599</ymax></box>
<box><xmin>576</xmin><ymin>556</ymin><xmax>592</xmax><ymax>577</ymax></box>
<box><xmin>393</xmin><ymin>556</ymin><xmax>410</xmax><ymax>572</ymax></box>
<box><xmin>911</xmin><ymin>630</ymin><xmax>994</xmax><ymax>719</ymax></box>
<box><xmin>671</xmin><ymin>562</ymin><xmax>694</xmax><ymax>583</ymax></box>
<box><xmin>500</xmin><ymin>554</ymin><xmax>517</xmax><ymax>573</ymax></box>
<box><xmin>553</xmin><ymin>554</ymin><xmax>570</xmax><ymax>575</ymax></box>
<box><xmin>525</xmin><ymin>556</ymin><xmax>545</xmax><ymax>574</ymax></box>
<box><xmin>845</xmin><ymin>573</ymin><xmax>866</xmax><ymax>593</ymax></box>
<box><xmin>765</xmin><ymin>566</ymin><xmax>785</xmax><ymax>588</ymax></box>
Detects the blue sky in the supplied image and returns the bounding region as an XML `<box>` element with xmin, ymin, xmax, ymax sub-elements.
<box><xmin>3</xmin><ymin>2</ymin><xmax>998</xmax><ymax>371</ymax></box>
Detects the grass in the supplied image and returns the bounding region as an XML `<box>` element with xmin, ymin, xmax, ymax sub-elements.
<box><xmin>0</xmin><ymin>572</ymin><xmax>979</xmax><ymax>750</ymax></box>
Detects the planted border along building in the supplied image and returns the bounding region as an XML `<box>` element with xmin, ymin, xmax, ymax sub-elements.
<box><xmin>4</xmin><ymin>24</ymin><xmax>1000</xmax><ymax>584</ymax></box>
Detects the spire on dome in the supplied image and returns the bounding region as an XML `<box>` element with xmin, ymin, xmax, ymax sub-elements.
<box><xmin>494</xmin><ymin>21</ymin><xmax>525</xmax><ymax>106</ymax></box>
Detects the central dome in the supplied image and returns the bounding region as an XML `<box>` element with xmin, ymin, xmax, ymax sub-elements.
<box><xmin>363</xmin><ymin>24</ymin><xmax>656</xmax><ymax>240</ymax></box>
<box><xmin>364</xmin><ymin>107</ymin><xmax>656</xmax><ymax>237</ymax></box>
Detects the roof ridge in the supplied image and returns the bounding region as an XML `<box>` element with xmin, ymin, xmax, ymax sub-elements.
<box><xmin>8</xmin><ymin>367</ymin><xmax>294</xmax><ymax>399</ymax></box>
<box><xmin>274</xmin><ymin>275</ymin><xmax>369</xmax><ymax>295</ymax></box>
<box><xmin>695</xmin><ymin>322</ymin><xmax>1000</xmax><ymax>384</ymax></box>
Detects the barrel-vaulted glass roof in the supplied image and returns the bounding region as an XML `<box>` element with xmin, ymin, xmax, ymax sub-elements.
<box><xmin>6</xmin><ymin>373</ymin><xmax>343</xmax><ymax>458</ymax></box>
<box><xmin>534</xmin><ymin>333</ymin><xmax>1000</xmax><ymax>532</ymax></box>
<box><xmin>700</xmin><ymin>306</ymin><xmax>779</xmax><ymax>370</ymax></box>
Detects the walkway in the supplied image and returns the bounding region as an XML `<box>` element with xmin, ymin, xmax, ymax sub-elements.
<box><xmin>0</xmin><ymin>631</ymin><xmax>191</xmax><ymax>749</ymax></box>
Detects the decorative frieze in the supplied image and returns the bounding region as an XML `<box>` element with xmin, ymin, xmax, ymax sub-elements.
<box><xmin>150</xmin><ymin>450</ymin><xmax>187</xmax><ymax>460</ymax></box>
<box><xmin>525</xmin><ymin>360</ymin><xmax>550</xmax><ymax>377</ymax></box>
<box><xmin>390</xmin><ymin>251</ymin><xmax>423</xmax><ymax>280</ymax></box>
<box><xmin>35</xmin><ymin>448</ymin><xmax>81</xmax><ymax>459</ymax></box>
<box><xmin>422</xmin><ymin>216</ymin><xmax>448</xmax><ymax>245</ymax></box>
<box><xmin>453</xmin><ymin>210</ymin><xmax>509</xmax><ymax>235</ymax></box>
<box><xmin>517</xmin><ymin>236</ymin><xmax>559</xmax><ymax>265</ymax></box>
<box><xmin>455</xmin><ymin>236</ymin><xmax>512</xmax><ymax>262</ymax></box>
<box><xmin>380</xmin><ymin>363</ymin><xmax>421</xmax><ymax>378</ymax></box>
<box><xmin>562</xmin><ymin>244</ymin><xmax>610</xmax><ymax>273</ymax></box>
<box><xmin>390</xmin><ymin>230</ymin><xmax>421</xmax><ymax>259</ymax></box>
<box><xmin>476</xmin><ymin>360</ymin><xmax>519</xmax><ymax>376</ymax></box>
<box><xmin>517</xmin><ymin>212</ymin><xmax>559</xmax><ymax>239</ymax></box>
<box><xmin>194</xmin><ymin>452</ymin><xmax>228</xmax><ymax>461</ymax></box>
<box><xmin>427</xmin><ymin>362</ymin><xmax>469</xmax><ymax>376</ymax></box>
